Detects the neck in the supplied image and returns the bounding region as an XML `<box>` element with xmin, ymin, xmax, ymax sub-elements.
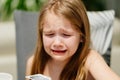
<box><xmin>44</xmin><ymin>59</ymin><xmax>69</xmax><ymax>80</ymax></box>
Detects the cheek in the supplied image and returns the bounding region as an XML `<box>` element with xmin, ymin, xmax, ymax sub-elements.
<box><xmin>43</xmin><ymin>36</ymin><xmax>51</xmax><ymax>50</ymax></box>
<box><xmin>65</xmin><ymin>37</ymin><xmax>80</xmax><ymax>53</ymax></box>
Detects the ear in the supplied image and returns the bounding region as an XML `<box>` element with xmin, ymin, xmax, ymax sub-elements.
<box><xmin>80</xmin><ymin>39</ymin><xmax>83</xmax><ymax>42</ymax></box>
<box><xmin>79</xmin><ymin>34</ymin><xmax>84</xmax><ymax>43</ymax></box>
<box><xmin>80</xmin><ymin>38</ymin><xmax>83</xmax><ymax>43</ymax></box>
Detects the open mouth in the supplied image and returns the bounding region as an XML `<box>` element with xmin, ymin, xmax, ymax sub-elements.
<box><xmin>51</xmin><ymin>50</ymin><xmax>67</xmax><ymax>54</ymax></box>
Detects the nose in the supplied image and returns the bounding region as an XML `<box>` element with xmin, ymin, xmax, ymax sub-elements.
<box><xmin>52</xmin><ymin>36</ymin><xmax>63</xmax><ymax>49</ymax></box>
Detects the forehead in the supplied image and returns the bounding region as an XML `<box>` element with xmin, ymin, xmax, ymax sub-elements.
<box><xmin>45</xmin><ymin>11</ymin><xmax>70</xmax><ymax>24</ymax></box>
<box><xmin>43</xmin><ymin>11</ymin><xmax>75</xmax><ymax>29</ymax></box>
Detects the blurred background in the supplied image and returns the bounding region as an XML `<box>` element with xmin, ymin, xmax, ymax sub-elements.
<box><xmin>0</xmin><ymin>0</ymin><xmax>120</xmax><ymax>80</ymax></box>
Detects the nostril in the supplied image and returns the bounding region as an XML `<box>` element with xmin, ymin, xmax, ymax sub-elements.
<box><xmin>53</xmin><ymin>43</ymin><xmax>63</xmax><ymax>49</ymax></box>
<box><xmin>52</xmin><ymin>42</ymin><xmax>63</xmax><ymax>49</ymax></box>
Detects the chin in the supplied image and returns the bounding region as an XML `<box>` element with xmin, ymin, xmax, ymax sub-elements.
<box><xmin>51</xmin><ymin>55</ymin><xmax>71</xmax><ymax>62</ymax></box>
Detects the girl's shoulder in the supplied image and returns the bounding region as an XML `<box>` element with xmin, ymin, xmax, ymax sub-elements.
<box><xmin>26</xmin><ymin>55</ymin><xmax>34</xmax><ymax>75</ymax></box>
<box><xmin>85</xmin><ymin>49</ymin><xmax>120</xmax><ymax>80</ymax></box>
<box><xmin>85</xmin><ymin>49</ymin><xmax>100</xmax><ymax>69</ymax></box>
<box><xmin>27</xmin><ymin>55</ymin><xmax>34</xmax><ymax>63</ymax></box>
<box><xmin>85</xmin><ymin>49</ymin><xmax>107</xmax><ymax>70</ymax></box>
<box><xmin>85</xmin><ymin>49</ymin><xmax>105</xmax><ymax>79</ymax></box>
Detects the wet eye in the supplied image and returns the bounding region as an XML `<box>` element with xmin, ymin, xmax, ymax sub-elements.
<box><xmin>45</xmin><ymin>33</ymin><xmax>55</xmax><ymax>37</ymax></box>
<box><xmin>62</xmin><ymin>34</ymin><xmax>71</xmax><ymax>37</ymax></box>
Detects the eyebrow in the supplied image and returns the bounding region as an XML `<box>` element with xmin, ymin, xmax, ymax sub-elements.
<box><xmin>59</xmin><ymin>29</ymin><xmax>71</xmax><ymax>33</ymax></box>
<box><xmin>44</xmin><ymin>28</ymin><xmax>73</xmax><ymax>33</ymax></box>
<box><xmin>43</xmin><ymin>30</ymin><xmax>54</xmax><ymax>33</ymax></box>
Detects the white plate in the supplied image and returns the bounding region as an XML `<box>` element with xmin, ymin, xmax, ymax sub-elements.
<box><xmin>26</xmin><ymin>74</ymin><xmax>51</xmax><ymax>80</ymax></box>
<box><xmin>0</xmin><ymin>73</ymin><xmax>13</xmax><ymax>80</ymax></box>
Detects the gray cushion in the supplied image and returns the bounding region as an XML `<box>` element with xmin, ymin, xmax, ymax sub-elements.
<box><xmin>14</xmin><ymin>10</ymin><xmax>39</xmax><ymax>80</ymax></box>
<box><xmin>88</xmin><ymin>10</ymin><xmax>115</xmax><ymax>55</ymax></box>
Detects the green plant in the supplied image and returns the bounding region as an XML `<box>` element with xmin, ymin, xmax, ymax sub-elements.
<box><xmin>0</xmin><ymin>0</ymin><xmax>14</xmax><ymax>21</ymax></box>
<box><xmin>0</xmin><ymin>0</ymin><xmax>46</xmax><ymax>21</ymax></box>
<box><xmin>0</xmin><ymin>0</ymin><xmax>106</xmax><ymax>21</ymax></box>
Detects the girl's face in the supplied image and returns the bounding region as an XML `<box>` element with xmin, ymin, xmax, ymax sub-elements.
<box><xmin>42</xmin><ymin>12</ymin><xmax>81</xmax><ymax>62</ymax></box>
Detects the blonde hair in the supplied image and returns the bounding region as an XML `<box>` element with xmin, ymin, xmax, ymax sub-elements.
<box><xmin>31</xmin><ymin>0</ymin><xmax>90</xmax><ymax>80</ymax></box>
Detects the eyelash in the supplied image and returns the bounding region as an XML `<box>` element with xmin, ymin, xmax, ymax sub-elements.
<box><xmin>45</xmin><ymin>33</ymin><xmax>54</xmax><ymax>37</ymax></box>
<box><xmin>62</xmin><ymin>34</ymin><xmax>71</xmax><ymax>37</ymax></box>
<box><xmin>44</xmin><ymin>33</ymin><xmax>71</xmax><ymax>37</ymax></box>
